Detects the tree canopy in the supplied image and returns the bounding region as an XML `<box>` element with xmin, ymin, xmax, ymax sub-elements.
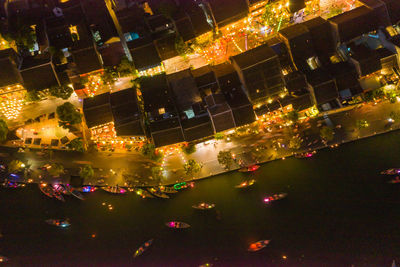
<box><xmin>25</xmin><ymin>90</ymin><xmax>41</xmax><ymax>102</ymax></box>
<box><xmin>284</xmin><ymin>110</ymin><xmax>299</xmax><ymax>124</ymax></box>
<box><xmin>140</xmin><ymin>143</ymin><xmax>162</xmax><ymax>161</ymax></box>
<box><xmin>80</xmin><ymin>165</ymin><xmax>94</xmax><ymax>180</ymax></box>
<box><xmin>0</xmin><ymin>119</ymin><xmax>8</xmax><ymax>142</ymax></box>
<box><xmin>8</xmin><ymin>160</ymin><xmax>24</xmax><ymax>173</ymax></box>
<box><xmin>3</xmin><ymin>15</ymin><xmax>36</xmax><ymax>52</ymax></box>
<box><xmin>182</xmin><ymin>143</ymin><xmax>196</xmax><ymax>155</ymax></box>
<box><xmin>289</xmin><ymin>135</ymin><xmax>303</xmax><ymax>150</ymax></box>
<box><xmin>217</xmin><ymin>150</ymin><xmax>234</xmax><ymax>170</ymax></box>
<box><xmin>47</xmin><ymin>163</ymin><xmax>64</xmax><ymax>177</ymax></box>
<box><xmin>56</xmin><ymin>102</ymin><xmax>81</xmax><ymax>130</ymax></box>
<box><xmin>117</xmin><ymin>56</ymin><xmax>135</xmax><ymax>76</ymax></box>
<box><xmin>183</xmin><ymin>159</ymin><xmax>202</xmax><ymax>176</ymax></box>
<box><xmin>49</xmin><ymin>85</ymin><xmax>73</xmax><ymax>100</ymax></box>
<box><xmin>67</xmin><ymin>138</ymin><xmax>85</xmax><ymax>152</ymax></box>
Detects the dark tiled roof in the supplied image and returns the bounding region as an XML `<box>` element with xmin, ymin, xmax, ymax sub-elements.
<box><xmin>381</xmin><ymin>0</ymin><xmax>400</xmax><ymax>25</ymax></box>
<box><xmin>207</xmin><ymin>0</ymin><xmax>249</xmax><ymax>26</ymax></box>
<box><xmin>279</xmin><ymin>23</ymin><xmax>309</xmax><ymax>40</ymax></box>
<box><xmin>71</xmin><ymin>45</ymin><xmax>103</xmax><ymax>74</ymax></box>
<box><xmin>175</xmin><ymin>15</ymin><xmax>196</xmax><ymax>42</ymax></box>
<box><xmin>288</xmin><ymin>0</ymin><xmax>305</xmax><ymax>13</ymax></box>
<box><xmin>230</xmin><ymin>43</ymin><xmax>277</xmax><ymax>70</ymax></box>
<box><xmin>326</xmin><ymin>62</ymin><xmax>359</xmax><ymax>92</ymax></box>
<box><xmin>130</xmin><ymin>42</ymin><xmax>161</xmax><ymax>71</ymax></box>
<box><xmin>291</xmin><ymin>93</ymin><xmax>313</xmax><ymax>111</ymax></box>
<box><xmin>168</xmin><ymin>70</ymin><xmax>201</xmax><ymax>111</ymax></box>
<box><xmin>150</xmin><ymin>117</ymin><xmax>184</xmax><ymax>147</ymax></box>
<box><xmin>154</xmin><ymin>33</ymin><xmax>178</xmax><ymax>60</ymax></box>
<box><xmin>83</xmin><ymin>93</ymin><xmax>113</xmax><ymax>128</ymax></box>
<box><xmin>225</xmin><ymin>89</ymin><xmax>255</xmax><ymax>127</ymax></box>
<box><xmin>0</xmin><ymin>49</ymin><xmax>22</xmax><ymax>87</ymax></box>
<box><xmin>350</xmin><ymin>45</ymin><xmax>382</xmax><ymax>76</ymax></box>
<box><xmin>284</xmin><ymin>71</ymin><xmax>308</xmax><ymax>95</ymax></box>
<box><xmin>140</xmin><ymin>74</ymin><xmax>175</xmax><ymax>112</ymax></box>
<box><xmin>302</xmin><ymin>17</ymin><xmax>335</xmax><ymax>57</ymax></box>
<box><xmin>182</xmin><ymin>115</ymin><xmax>214</xmax><ymax>141</ymax></box>
<box><xmin>21</xmin><ymin>63</ymin><xmax>59</xmax><ymax>91</ymax></box>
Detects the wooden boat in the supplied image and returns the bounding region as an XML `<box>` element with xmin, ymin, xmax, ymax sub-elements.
<box><xmin>133</xmin><ymin>239</ymin><xmax>154</xmax><ymax>258</ymax></box>
<box><xmin>388</xmin><ymin>177</ymin><xmax>400</xmax><ymax>184</ymax></box>
<box><xmin>165</xmin><ymin>221</ymin><xmax>190</xmax><ymax>229</ymax></box>
<box><xmin>381</xmin><ymin>168</ymin><xmax>400</xmax><ymax>175</ymax></box>
<box><xmin>295</xmin><ymin>151</ymin><xmax>316</xmax><ymax>158</ymax></box>
<box><xmin>0</xmin><ymin>255</ymin><xmax>8</xmax><ymax>263</ymax></box>
<box><xmin>2</xmin><ymin>181</ymin><xmax>25</xmax><ymax>188</ymax></box>
<box><xmin>46</xmin><ymin>219</ymin><xmax>70</xmax><ymax>228</ymax></box>
<box><xmin>71</xmin><ymin>189</ymin><xmax>85</xmax><ymax>200</ymax></box>
<box><xmin>102</xmin><ymin>186</ymin><xmax>126</xmax><ymax>194</ymax></box>
<box><xmin>192</xmin><ymin>202</ymin><xmax>215</xmax><ymax>210</ymax></box>
<box><xmin>263</xmin><ymin>193</ymin><xmax>288</xmax><ymax>204</ymax></box>
<box><xmin>53</xmin><ymin>190</ymin><xmax>65</xmax><ymax>202</ymax></box>
<box><xmin>235</xmin><ymin>179</ymin><xmax>256</xmax><ymax>189</ymax></box>
<box><xmin>247</xmin><ymin>240</ymin><xmax>270</xmax><ymax>252</ymax></box>
<box><xmin>39</xmin><ymin>184</ymin><xmax>55</xmax><ymax>198</ymax></box>
<box><xmin>148</xmin><ymin>188</ymin><xmax>170</xmax><ymax>199</ymax></box>
<box><xmin>173</xmin><ymin>182</ymin><xmax>195</xmax><ymax>190</ymax></box>
<box><xmin>79</xmin><ymin>186</ymin><xmax>97</xmax><ymax>193</ymax></box>
<box><xmin>159</xmin><ymin>186</ymin><xmax>178</xmax><ymax>194</ymax></box>
<box><xmin>52</xmin><ymin>184</ymin><xmax>69</xmax><ymax>195</ymax></box>
<box><xmin>238</xmin><ymin>165</ymin><xmax>260</xmax><ymax>172</ymax></box>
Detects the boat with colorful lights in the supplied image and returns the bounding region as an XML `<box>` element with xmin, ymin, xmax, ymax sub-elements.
<box><xmin>235</xmin><ymin>179</ymin><xmax>256</xmax><ymax>189</ymax></box>
<box><xmin>2</xmin><ymin>180</ymin><xmax>25</xmax><ymax>188</ymax></box>
<box><xmin>165</xmin><ymin>221</ymin><xmax>190</xmax><ymax>229</ymax></box>
<box><xmin>295</xmin><ymin>151</ymin><xmax>316</xmax><ymax>158</ymax></box>
<box><xmin>53</xmin><ymin>190</ymin><xmax>65</xmax><ymax>202</ymax></box>
<box><xmin>102</xmin><ymin>186</ymin><xmax>126</xmax><ymax>194</ymax></box>
<box><xmin>381</xmin><ymin>168</ymin><xmax>400</xmax><ymax>175</ymax></box>
<box><xmin>0</xmin><ymin>255</ymin><xmax>8</xmax><ymax>263</ymax></box>
<box><xmin>45</xmin><ymin>218</ymin><xmax>70</xmax><ymax>228</ymax></box>
<box><xmin>133</xmin><ymin>239</ymin><xmax>153</xmax><ymax>258</ymax></box>
<box><xmin>238</xmin><ymin>164</ymin><xmax>260</xmax><ymax>172</ymax></box>
<box><xmin>79</xmin><ymin>186</ymin><xmax>97</xmax><ymax>193</ymax></box>
<box><xmin>263</xmin><ymin>193</ymin><xmax>287</xmax><ymax>204</ymax></box>
<box><xmin>148</xmin><ymin>188</ymin><xmax>169</xmax><ymax>199</ymax></box>
<box><xmin>388</xmin><ymin>177</ymin><xmax>400</xmax><ymax>184</ymax></box>
<box><xmin>192</xmin><ymin>202</ymin><xmax>215</xmax><ymax>210</ymax></box>
<box><xmin>134</xmin><ymin>188</ymin><xmax>154</xmax><ymax>199</ymax></box>
<box><xmin>159</xmin><ymin>186</ymin><xmax>178</xmax><ymax>194</ymax></box>
<box><xmin>39</xmin><ymin>184</ymin><xmax>55</xmax><ymax>198</ymax></box>
<box><xmin>247</xmin><ymin>240</ymin><xmax>270</xmax><ymax>252</ymax></box>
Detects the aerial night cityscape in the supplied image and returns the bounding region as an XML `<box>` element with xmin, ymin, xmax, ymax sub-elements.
<box><xmin>0</xmin><ymin>0</ymin><xmax>400</xmax><ymax>265</ymax></box>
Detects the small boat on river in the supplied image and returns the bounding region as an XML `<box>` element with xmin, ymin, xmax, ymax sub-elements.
<box><xmin>39</xmin><ymin>184</ymin><xmax>55</xmax><ymax>198</ymax></box>
<box><xmin>238</xmin><ymin>165</ymin><xmax>260</xmax><ymax>172</ymax></box>
<box><xmin>148</xmin><ymin>188</ymin><xmax>169</xmax><ymax>199</ymax></box>
<box><xmin>102</xmin><ymin>186</ymin><xmax>126</xmax><ymax>194</ymax></box>
<box><xmin>71</xmin><ymin>189</ymin><xmax>85</xmax><ymax>200</ymax></box>
<box><xmin>165</xmin><ymin>221</ymin><xmax>190</xmax><ymax>229</ymax></box>
<box><xmin>381</xmin><ymin>168</ymin><xmax>400</xmax><ymax>175</ymax></box>
<box><xmin>235</xmin><ymin>179</ymin><xmax>256</xmax><ymax>189</ymax></box>
<box><xmin>134</xmin><ymin>189</ymin><xmax>154</xmax><ymax>199</ymax></box>
<box><xmin>247</xmin><ymin>240</ymin><xmax>270</xmax><ymax>252</ymax></box>
<box><xmin>79</xmin><ymin>186</ymin><xmax>97</xmax><ymax>193</ymax></box>
<box><xmin>133</xmin><ymin>239</ymin><xmax>154</xmax><ymax>258</ymax></box>
<box><xmin>46</xmin><ymin>218</ymin><xmax>70</xmax><ymax>228</ymax></box>
<box><xmin>388</xmin><ymin>177</ymin><xmax>400</xmax><ymax>184</ymax></box>
<box><xmin>295</xmin><ymin>151</ymin><xmax>316</xmax><ymax>158</ymax></box>
<box><xmin>192</xmin><ymin>202</ymin><xmax>215</xmax><ymax>210</ymax></box>
<box><xmin>263</xmin><ymin>193</ymin><xmax>287</xmax><ymax>204</ymax></box>
<box><xmin>53</xmin><ymin>191</ymin><xmax>65</xmax><ymax>202</ymax></box>
<box><xmin>159</xmin><ymin>186</ymin><xmax>178</xmax><ymax>194</ymax></box>
<box><xmin>2</xmin><ymin>181</ymin><xmax>25</xmax><ymax>188</ymax></box>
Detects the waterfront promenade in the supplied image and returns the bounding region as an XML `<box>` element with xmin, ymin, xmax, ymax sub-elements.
<box><xmin>1</xmin><ymin>99</ymin><xmax>400</xmax><ymax>188</ymax></box>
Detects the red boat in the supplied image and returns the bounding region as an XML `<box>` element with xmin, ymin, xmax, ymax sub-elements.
<box><xmin>248</xmin><ymin>240</ymin><xmax>270</xmax><ymax>252</ymax></box>
<box><xmin>263</xmin><ymin>193</ymin><xmax>287</xmax><ymax>204</ymax></box>
<box><xmin>165</xmin><ymin>221</ymin><xmax>190</xmax><ymax>229</ymax></box>
<box><xmin>238</xmin><ymin>165</ymin><xmax>260</xmax><ymax>172</ymax></box>
<box><xmin>381</xmin><ymin>168</ymin><xmax>400</xmax><ymax>175</ymax></box>
<box><xmin>388</xmin><ymin>177</ymin><xmax>400</xmax><ymax>184</ymax></box>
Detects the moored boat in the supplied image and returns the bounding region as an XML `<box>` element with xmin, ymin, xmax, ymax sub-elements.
<box><xmin>133</xmin><ymin>239</ymin><xmax>154</xmax><ymax>258</ymax></box>
<box><xmin>71</xmin><ymin>189</ymin><xmax>85</xmax><ymax>200</ymax></box>
<box><xmin>263</xmin><ymin>193</ymin><xmax>287</xmax><ymax>204</ymax></box>
<box><xmin>134</xmin><ymin>189</ymin><xmax>154</xmax><ymax>199</ymax></box>
<box><xmin>247</xmin><ymin>240</ymin><xmax>270</xmax><ymax>252</ymax></box>
<box><xmin>235</xmin><ymin>179</ymin><xmax>256</xmax><ymax>189</ymax></box>
<box><xmin>53</xmin><ymin>184</ymin><xmax>69</xmax><ymax>195</ymax></box>
<box><xmin>46</xmin><ymin>218</ymin><xmax>70</xmax><ymax>228</ymax></box>
<box><xmin>381</xmin><ymin>168</ymin><xmax>400</xmax><ymax>175</ymax></box>
<box><xmin>148</xmin><ymin>188</ymin><xmax>169</xmax><ymax>199</ymax></box>
<box><xmin>2</xmin><ymin>181</ymin><xmax>25</xmax><ymax>188</ymax></box>
<box><xmin>238</xmin><ymin>165</ymin><xmax>260</xmax><ymax>172</ymax></box>
<box><xmin>39</xmin><ymin>183</ymin><xmax>55</xmax><ymax>198</ymax></box>
<box><xmin>79</xmin><ymin>186</ymin><xmax>97</xmax><ymax>193</ymax></box>
<box><xmin>165</xmin><ymin>221</ymin><xmax>190</xmax><ymax>229</ymax></box>
<box><xmin>295</xmin><ymin>151</ymin><xmax>316</xmax><ymax>158</ymax></box>
<box><xmin>53</xmin><ymin>190</ymin><xmax>65</xmax><ymax>202</ymax></box>
<box><xmin>102</xmin><ymin>186</ymin><xmax>126</xmax><ymax>194</ymax></box>
<box><xmin>159</xmin><ymin>186</ymin><xmax>178</xmax><ymax>194</ymax></box>
<box><xmin>192</xmin><ymin>202</ymin><xmax>215</xmax><ymax>210</ymax></box>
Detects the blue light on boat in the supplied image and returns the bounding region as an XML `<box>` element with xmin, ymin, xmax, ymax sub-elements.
<box><xmin>10</xmin><ymin>174</ymin><xmax>18</xmax><ymax>177</ymax></box>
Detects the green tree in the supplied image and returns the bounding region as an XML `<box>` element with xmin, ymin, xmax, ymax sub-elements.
<box><xmin>217</xmin><ymin>150</ymin><xmax>234</xmax><ymax>170</ymax></box>
<box><xmin>141</xmin><ymin>143</ymin><xmax>162</xmax><ymax>161</ymax></box>
<box><xmin>25</xmin><ymin>90</ymin><xmax>41</xmax><ymax>102</ymax></box>
<box><xmin>284</xmin><ymin>110</ymin><xmax>299</xmax><ymax>124</ymax></box>
<box><xmin>289</xmin><ymin>135</ymin><xmax>303</xmax><ymax>150</ymax></box>
<box><xmin>67</xmin><ymin>138</ymin><xmax>85</xmax><ymax>152</ymax></box>
<box><xmin>117</xmin><ymin>56</ymin><xmax>135</xmax><ymax>76</ymax></box>
<box><xmin>47</xmin><ymin>163</ymin><xmax>64</xmax><ymax>177</ymax></box>
<box><xmin>4</xmin><ymin>15</ymin><xmax>36</xmax><ymax>51</ymax></box>
<box><xmin>356</xmin><ymin>119</ymin><xmax>369</xmax><ymax>129</ymax></box>
<box><xmin>320</xmin><ymin>126</ymin><xmax>334</xmax><ymax>142</ymax></box>
<box><xmin>183</xmin><ymin>159</ymin><xmax>202</xmax><ymax>176</ymax></box>
<box><xmin>8</xmin><ymin>160</ymin><xmax>24</xmax><ymax>173</ymax></box>
<box><xmin>175</xmin><ymin>35</ymin><xmax>193</xmax><ymax>57</ymax></box>
<box><xmin>49</xmin><ymin>85</ymin><xmax>73</xmax><ymax>100</ymax></box>
<box><xmin>0</xmin><ymin>119</ymin><xmax>8</xmax><ymax>142</ymax></box>
<box><xmin>80</xmin><ymin>165</ymin><xmax>94</xmax><ymax>180</ymax></box>
<box><xmin>182</xmin><ymin>143</ymin><xmax>196</xmax><ymax>155</ymax></box>
<box><xmin>101</xmin><ymin>67</ymin><xmax>118</xmax><ymax>85</ymax></box>
<box><xmin>214</xmin><ymin>132</ymin><xmax>224</xmax><ymax>140</ymax></box>
<box><xmin>56</xmin><ymin>102</ymin><xmax>82</xmax><ymax>130</ymax></box>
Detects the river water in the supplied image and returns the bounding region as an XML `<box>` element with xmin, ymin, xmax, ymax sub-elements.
<box><xmin>1</xmin><ymin>131</ymin><xmax>400</xmax><ymax>266</ymax></box>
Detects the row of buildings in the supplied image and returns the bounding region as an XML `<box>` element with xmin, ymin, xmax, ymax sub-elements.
<box><xmin>0</xmin><ymin>0</ymin><xmax>400</xmax><ymax>149</ymax></box>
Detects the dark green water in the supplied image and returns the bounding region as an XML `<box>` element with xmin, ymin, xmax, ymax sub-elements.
<box><xmin>2</xmin><ymin>131</ymin><xmax>400</xmax><ymax>266</ymax></box>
